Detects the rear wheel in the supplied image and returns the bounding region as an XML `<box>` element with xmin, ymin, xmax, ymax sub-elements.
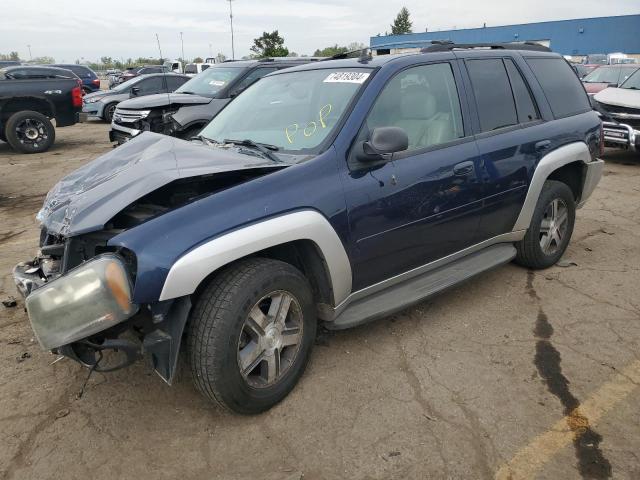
<box><xmin>515</xmin><ymin>180</ymin><xmax>575</xmax><ymax>269</ymax></box>
<box><xmin>5</xmin><ymin>111</ymin><xmax>55</xmax><ymax>154</ymax></box>
<box><xmin>187</xmin><ymin>258</ymin><xmax>316</xmax><ymax>414</ymax></box>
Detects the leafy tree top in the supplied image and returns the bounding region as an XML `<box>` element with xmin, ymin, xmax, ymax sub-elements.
<box><xmin>391</xmin><ymin>7</ymin><xmax>413</xmax><ymax>35</ymax></box>
<box><xmin>250</xmin><ymin>30</ymin><xmax>289</xmax><ymax>58</ymax></box>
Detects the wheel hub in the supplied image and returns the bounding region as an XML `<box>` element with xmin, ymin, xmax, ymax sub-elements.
<box><xmin>263</xmin><ymin>326</ymin><xmax>282</xmax><ymax>351</ymax></box>
<box><xmin>25</xmin><ymin>128</ymin><xmax>39</xmax><ymax>140</ymax></box>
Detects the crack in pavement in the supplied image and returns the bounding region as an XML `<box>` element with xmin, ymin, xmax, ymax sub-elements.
<box><xmin>526</xmin><ymin>271</ymin><xmax>612</xmax><ymax>479</ymax></box>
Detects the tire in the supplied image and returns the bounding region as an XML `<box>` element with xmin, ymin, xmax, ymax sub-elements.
<box><xmin>103</xmin><ymin>102</ymin><xmax>117</xmax><ymax>123</ymax></box>
<box><xmin>515</xmin><ymin>180</ymin><xmax>576</xmax><ymax>269</ymax></box>
<box><xmin>5</xmin><ymin>111</ymin><xmax>55</xmax><ymax>154</ymax></box>
<box><xmin>187</xmin><ymin>257</ymin><xmax>317</xmax><ymax>414</ymax></box>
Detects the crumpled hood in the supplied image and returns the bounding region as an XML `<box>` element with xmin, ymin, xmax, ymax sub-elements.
<box><xmin>594</xmin><ymin>87</ymin><xmax>640</xmax><ymax>109</ymax></box>
<box><xmin>38</xmin><ymin>132</ymin><xmax>281</xmax><ymax>236</ymax></box>
<box><xmin>118</xmin><ymin>93</ymin><xmax>212</xmax><ymax>110</ymax></box>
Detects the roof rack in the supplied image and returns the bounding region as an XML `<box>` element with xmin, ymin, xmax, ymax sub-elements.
<box><xmin>421</xmin><ymin>41</ymin><xmax>551</xmax><ymax>53</ymax></box>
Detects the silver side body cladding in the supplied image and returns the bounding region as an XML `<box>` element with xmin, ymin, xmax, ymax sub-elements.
<box><xmin>159</xmin><ymin>210</ymin><xmax>353</xmax><ymax>303</ymax></box>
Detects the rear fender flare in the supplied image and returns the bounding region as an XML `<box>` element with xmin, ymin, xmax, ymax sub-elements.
<box><xmin>513</xmin><ymin>142</ymin><xmax>593</xmax><ymax>231</ymax></box>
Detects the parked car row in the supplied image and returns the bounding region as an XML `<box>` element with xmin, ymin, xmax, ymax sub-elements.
<box><xmin>13</xmin><ymin>43</ymin><xmax>605</xmax><ymax>414</ymax></box>
<box><xmin>84</xmin><ymin>73</ymin><xmax>190</xmax><ymax>122</ymax></box>
<box><xmin>109</xmin><ymin>57</ymin><xmax>320</xmax><ymax>143</ymax></box>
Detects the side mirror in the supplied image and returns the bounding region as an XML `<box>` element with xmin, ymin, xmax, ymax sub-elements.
<box><xmin>361</xmin><ymin>127</ymin><xmax>409</xmax><ymax>160</ymax></box>
<box><xmin>130</xmin><ymin>86</ymin><xmax>140</xmax><ymax>97</ymax></box>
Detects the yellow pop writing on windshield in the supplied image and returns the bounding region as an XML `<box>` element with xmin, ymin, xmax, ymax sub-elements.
<box><xmin>284</xmin><ymin>104</ymin><xmax>332</xmax><ymax>144</ymax></box>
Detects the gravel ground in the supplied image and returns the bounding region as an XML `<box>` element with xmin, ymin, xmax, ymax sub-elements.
<box><xmin>1</xmin><ymin>121</ymin><xmax>639</xmax><ymax>480</ymax></box>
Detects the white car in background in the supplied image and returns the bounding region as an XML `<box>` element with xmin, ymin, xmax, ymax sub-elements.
<box><xmin>594</xmin><ymin>69</ymin><xmax>640</xmax><ymax>153</ymax></box>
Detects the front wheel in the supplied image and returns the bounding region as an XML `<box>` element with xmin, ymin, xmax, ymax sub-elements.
<box><xmin>103</xmin><ymin>102</ymin><xmax>117</xmax><ymax>123</ymax></box>
<box><xmin>515</xmin><ymin>180</ymin><xmax>576</xmax><ymax>269</ymax></box>
<box><xmin>5</xmin><ymin>111</ymin><xmax>55</xmax><ymax>154</ymax></box>
<box><xmin>187</xmin><ymin>258</ymin><xmax>317</xmax><ymax>414</ymax></box>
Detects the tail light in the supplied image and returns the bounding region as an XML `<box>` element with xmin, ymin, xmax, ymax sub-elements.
<box><xmin>71</xmin><ymin>86</ymin><xmax>83</xmax><ymax>107</ymax></box>
<box><xmin>92</xmin><ymin>78</ymin><xmax>101</xmax><ymax>87</ymax></box>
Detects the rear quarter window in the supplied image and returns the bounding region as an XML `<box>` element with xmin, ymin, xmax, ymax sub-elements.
<box><xmin>525</xmin><ymin>57</ymin><xmax>590</xmax><ymax>119</ymax></box>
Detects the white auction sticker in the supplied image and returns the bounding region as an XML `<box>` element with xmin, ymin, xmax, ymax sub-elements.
<box><xmin>323</xmin><ymin>72</ymin><xmax>370</xmax><ymax>84</ymax></box>
<box><xmin>209</xmin><ymin>80</ymin><xmax>226</xmax><ymax>87</ymax></box>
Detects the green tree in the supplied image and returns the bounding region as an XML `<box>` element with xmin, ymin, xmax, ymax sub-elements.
<box><xmin>250</xmin><ymin>30</ymin><xmax>289</xmax><ymax>58</ymax></box>
<box><xmin>313</xmin><ymin>44</ymin><xmax>348</xmax><ymax>57</ymax></box>
<box><xmin>31</xmin><ymin>56</ymin><xmax>55</xmax><ymax>64</ymax></box>
<box><xmin>193</xmin><ymin>56</ymin><xmax>204</xmax><ymax>63</ymax></box>
<box><xmin>391</xmin><ymin>7</ymin><xmax>413</xmax><ymax>34</ymax></box>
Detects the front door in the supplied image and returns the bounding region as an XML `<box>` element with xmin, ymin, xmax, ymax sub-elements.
<box><xmin>342</xmin><ymin>62</ymin><xmax>484</xmax><ymax>291</ymax></box>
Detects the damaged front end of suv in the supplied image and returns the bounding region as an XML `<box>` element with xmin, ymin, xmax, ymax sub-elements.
<box><xmin>14</xmin><ymin>132</ymin><xmax>287</xmax><ymax>383</ymax></box>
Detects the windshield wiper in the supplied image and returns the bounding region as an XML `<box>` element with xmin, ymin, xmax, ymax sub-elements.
<box><xmin>223</xmin><ymin>138</ymin><xmax>281</xmax><ymax>163</ymax></box>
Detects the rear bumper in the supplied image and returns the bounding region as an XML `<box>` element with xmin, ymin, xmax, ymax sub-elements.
<box><xmin>602</xmin><ymin>121</ymin><xmax>639</xmax><ymax>152</ymax></box>
<box><xmin>577</xmin><ymin>158</ymin><xmax>605</xmax><ymax>209</ymax></box>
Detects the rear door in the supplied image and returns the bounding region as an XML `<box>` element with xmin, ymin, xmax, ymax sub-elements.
<box><xmin>460</xmin><ymin>55</ymin><xmax>548</xmax><ymax>240</ymax></box>
<box><xmin>343</xmin><ymin>61</ymin><xmax>484</xmax><ymax>289</ymax></box>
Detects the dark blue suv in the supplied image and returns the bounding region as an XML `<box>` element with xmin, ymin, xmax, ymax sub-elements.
<box><xmin>14</xmin><ymin>44</ymin><xmax>603</xmax><ymax>414</ymax></box>
<box><xmin>51</xmin><ymin>64</ymin><xmax>101</xmax><ymax>93</ymax></box>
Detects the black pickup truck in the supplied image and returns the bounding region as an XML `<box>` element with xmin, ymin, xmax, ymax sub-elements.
<box><xmin>0</xmin><ymin>75</ymin><xmax>84</xmax><ymax>153</ymax></box>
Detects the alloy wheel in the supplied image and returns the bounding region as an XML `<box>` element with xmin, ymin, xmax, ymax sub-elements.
<box><xmin>15</xmin><ymin>118</ymin><xmax>48</xmax><ymax>149</ymax></box>
<box><xmin>539</xmin><ymin>198</ymin><xmax>569</xmax><ymax>255</ymax></box>
<box><xmin>237</xmin><ymin>290</ymin><xmax>304</xmax><ymax>388</ymax></box>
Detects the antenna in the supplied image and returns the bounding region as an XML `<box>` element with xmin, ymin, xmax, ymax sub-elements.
<box><xmin>155</xmin><ymin>33</ymin><xmax>173</xmax><ymax>119</ymax></box>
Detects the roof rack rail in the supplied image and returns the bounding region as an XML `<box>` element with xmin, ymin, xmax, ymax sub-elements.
<box><xmin>421</xmin><ymin>41</ymin><xmax>551</xmax><ymax>53</ymax></box>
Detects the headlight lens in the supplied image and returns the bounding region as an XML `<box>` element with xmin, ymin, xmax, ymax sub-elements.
<box><xmin>85</xmin><ymin>96</ymin><xmax>103</xmax><ymax>104</ymax></box>
<box><xmin>25</xmin><ymin>254</ymin><xmax>138</xmax><ymax>350</ymax></box>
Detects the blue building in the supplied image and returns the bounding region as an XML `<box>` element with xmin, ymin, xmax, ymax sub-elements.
<box><xmin>370</xmin><ymin>14</ymin><xmax>640</xmax><ymax>57</ymax></box>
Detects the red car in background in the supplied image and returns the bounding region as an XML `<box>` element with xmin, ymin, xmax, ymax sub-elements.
<box><xmin>582</xmin><ymin>64</ymin><xmax>640</xmax><ymax>96</ymax></box>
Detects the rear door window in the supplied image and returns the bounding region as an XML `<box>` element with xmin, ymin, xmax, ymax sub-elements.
<box><xmin>166</xmin><ymin>76</ymin><xmax>188</xmax><ymax>91</ymax></box>
<box><xmin>466</xmin><ymin>59</ymin><xmax>518</xmax><ymax>132</ymax></box>
<box><xmin>504</xmin><ymin>59</ymin><xmax>539</xmax><ymax>124</ymax></box>
<box><xmin>525</xmin><ymin>57</ymin><xmax>591</xmax><ymax>118</ymax></box>
<box><xmin>137</xmin><ymin>76</ymin><xmax>165</xmax><ymax>94</ymax></box>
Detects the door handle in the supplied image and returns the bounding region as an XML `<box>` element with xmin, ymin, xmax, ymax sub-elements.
<box><xmin>535</xmin><ymin>140</ymin><xmax>551</xmax><ymax>152</ymax></box>
<box><xmin>453</xmin><ymin>161</ymin><xmax>474</xmax><ymax>176</ymax></box>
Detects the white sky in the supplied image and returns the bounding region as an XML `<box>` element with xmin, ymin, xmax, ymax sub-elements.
<box><xmin>1</xmin><ymin>0</ymin><xmax>638</xmax><ymax>62</ymax></box>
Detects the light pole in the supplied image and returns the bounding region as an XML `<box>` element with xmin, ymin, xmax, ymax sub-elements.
<box><xmin>27</xmin><ymin>44</ymin><xmax>32</xmax><ymax>60</ymax></box>
<box><xmin>180</xmin><ymin>31</ymin><xmax>185</xmax><ymax>63</ymax></box>
<box><xmin>228</xmin><ymin>0</ymin><xmax>235</xmax><ymax>60</ymax></box>
<box><xmin>209</xmin><ymin>43</ymin><xmax>213</xmax><ymax>58</ymax></box>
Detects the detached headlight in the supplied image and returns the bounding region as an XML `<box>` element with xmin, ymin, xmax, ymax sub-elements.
<box><xmin>25</xmin><ymin>254</ymin><xmax>138</xmax><ymax>350</ymax></box>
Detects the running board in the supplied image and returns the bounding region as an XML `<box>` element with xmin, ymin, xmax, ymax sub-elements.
<box><xmin>326</xmin><ymin>243</ymin><xmax>516</xmax><ymax>330</ymax></box>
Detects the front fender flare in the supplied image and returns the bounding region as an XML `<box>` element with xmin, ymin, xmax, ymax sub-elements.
<box><xmin>159</xmin><ymin>210</ymin><xmax>353</xmax><ymax>305</ymax></box>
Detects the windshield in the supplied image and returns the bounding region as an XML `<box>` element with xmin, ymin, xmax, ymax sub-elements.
<box><xmin>621</xmin><ymin>70</ymin><xmax>640</xmax><ymax>90</ymax></box>
<box><xmin>185</xmin><ymin>64</ymin><xmax>198</xmax><ymax>74</ymax></box>
<box><xmin>176</xmin><ymin>66</ymin><xmax>245</xmax><ymax>97</ymax></box>
<box><xmin>583</xmin><ymin>67</ymin><xmax>620</xmax><ymax>84</ymax></box>
<box><xmin>111</xmin><ymin>76</ymin><xmax>142</xmax><ymax>92</ymax></box>
<box><xmin>200</xmin><ymin>68</ymin><xmax>372</xmax><ymax>154</ymax></box>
